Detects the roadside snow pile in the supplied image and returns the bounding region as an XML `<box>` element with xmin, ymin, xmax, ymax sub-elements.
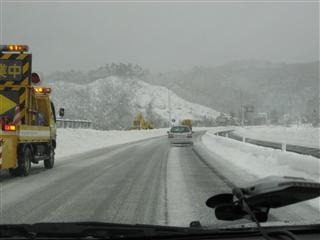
<box><xmin>234</xmin><ymin>126</ymin><xmax>319</xmax><ymax>148</ymax></box>
<box><xmin>192</xmin><ymin>127</ymin><xmax>233</xmax><ymax>132</ymax></box>
<box><xmin>201</xmin><ymin>131</ymin><xmax>320</xmax><ymax>213</ymax></box>
<box><xmin>202</xmin><ymin>131</ymin><xmax>319</xmax><ymax>183</ymax></box>
<box><xmin>56</xmin><ymin>128</ymin><xmax>166</xmax><ymax>159</ymax></box>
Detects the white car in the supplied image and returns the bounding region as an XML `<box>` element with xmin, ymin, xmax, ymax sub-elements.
<box><xmin>168</xmin><ymin>125</ymin><xmax>193</xmax><ymax>146</ymax></box>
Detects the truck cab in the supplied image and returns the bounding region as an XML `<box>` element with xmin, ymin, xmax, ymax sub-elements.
<box><xmin>0</xmin><ymin>45</ymin><xmax>57</xmax><ymax>176</ymax></box>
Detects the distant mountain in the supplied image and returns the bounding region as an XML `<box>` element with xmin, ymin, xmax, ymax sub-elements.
<box><xmin>49</xmin><ymin>76</ymin><xmax>220</xmax><ymax>130</ymax></box>
<box><xmin>46</xmin><ymin>60</ymin><xmax>319</xmax><ymax>126</ymax></box>
<box><xmin>148</xmin><ymin>60</ymin><xmax>319</xmax><ymax>117</ymax></box>
<box><xmin>47</xmin><ymin>63</ymin><xmax>149</xmax><ymax>85</ymax></box>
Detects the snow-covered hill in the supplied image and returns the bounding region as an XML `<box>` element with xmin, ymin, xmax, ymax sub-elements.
<box><xmin>50</xmin><ymin>77</ymin><xmax>220</xmax><ymax>129</ymax></box>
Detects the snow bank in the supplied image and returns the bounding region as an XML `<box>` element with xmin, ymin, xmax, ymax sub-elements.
<box><xmin>201</xmin><ymin>131</ymin><xmax>320</xmax><ymax>212</ymax></box>
<box><xmin>56</xmin><ymin>128</ymin><xmax>166</xmax><ymax>159</ymax></box>
<box><xmin>234</xmin><ymin>126</ymin><xmax>320</xmax><ymax>148</ymax></box>
<box><xmin>192</xmin><ymin>126</ymin><xmax>235</xmax><ymax>133</ymax></box>
<box><xmin>203</xmin><ymin>131</ymin><xmax>319</xmax><ymax>181</ymax></box>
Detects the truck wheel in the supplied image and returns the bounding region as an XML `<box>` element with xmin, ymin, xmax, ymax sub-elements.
<box><xmin>44</xmin><ymin>147</ymin><xmax>55</xmax><ymax>169</ymax></box>
<box><xmin>20</xmin><ymin>147</ymin><xmax>32</xmax><ymax>176</ymax></box>
<box><xmin>10</xmin><ymin>147</ymin><xmax>32</xmax><ymax>176</ymax></box>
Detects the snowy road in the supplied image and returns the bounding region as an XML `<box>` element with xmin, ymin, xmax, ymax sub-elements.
<box><xmin>0</xmin><ymin>131</ymin><xmax>318</xmax><ymax>227</ymax></box>
<box><xmin>0</xmin><ymin>132</ymin><xmax>229</xmax><ymax>227</ymax></box>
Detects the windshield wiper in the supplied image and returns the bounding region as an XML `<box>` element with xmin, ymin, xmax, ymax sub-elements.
<box><xmin>206</xmin><ymin>176</ymin><xmax>320</xmax><ymax>240</ymax></box>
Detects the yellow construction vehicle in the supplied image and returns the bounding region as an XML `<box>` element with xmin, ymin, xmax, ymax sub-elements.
<box><xmin>132</xmin><ymin>114</ymin><xmax>153</xmax><ymax>130</ymax></box>
<box><xmin>181</xmin><ymin>119</ymin><xmax>192</xmax><ymax>131</ymax></box>
<box><xmin>142</xmin><ymin>120</ymin><xmax>153</xmax><ymax>130</ymax></box>
<box><xmin>0</xmin><ymin>44</ymin><xmax>58</xmax><ymax>176</ymax></box>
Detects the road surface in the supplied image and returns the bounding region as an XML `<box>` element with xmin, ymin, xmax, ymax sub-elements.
<box><xmin>0</xmin><ymin>132</ymin><xmax>317</xmax><ymax>227</ymax></box>
<box><xmin>0</xmin><ymin>132</ymin><xmax>230</xmax><ymax>227</ymax></box>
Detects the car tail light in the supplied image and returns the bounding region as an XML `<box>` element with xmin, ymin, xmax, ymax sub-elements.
<box><xmin>3</xmin><ymin>124</ymin><xmax>16</xmax><ymax>131</ymax></box>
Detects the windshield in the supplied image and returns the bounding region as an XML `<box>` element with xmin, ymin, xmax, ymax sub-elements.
<box><xmin>0</xmin><ymin>0</ymin><xmax>319</xmax><ymax>231</ymax></box>
<box><xmin>171</xmin><ymin>126</ymin><xmax>190</xmax><ymax>133</ymax></box>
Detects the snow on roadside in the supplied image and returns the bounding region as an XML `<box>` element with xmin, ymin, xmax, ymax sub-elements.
<box><xmin>234</xmin><ymin>125</ymin><xmax>320</xmax><ymax>148</ymax></box>
<box><xmin>201</xmin><ymin>131</ymin><xmax>320</xmax><ymax>214</ymax></box>
<box><xmin>203</xmin><ymin>131</ymin><xmax>319</xmax><ymax>181</ymax></box>
<box><xmin>56</xmin><ymin>128</ymin><xmax>166</xmax><ymax>159</ymax></box>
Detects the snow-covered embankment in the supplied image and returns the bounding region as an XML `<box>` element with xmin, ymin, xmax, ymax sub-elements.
<box><xmin>234</xmin><ymin>126</ymin><xmax>320</xmax><ymax>148</ymax></box>
<box><xmin>200</xmin><ymin>129</ymin><xmax>320</xmax><ymax>220</ymax></box>
<box><xmin>56</xmin><ymin>128</ymin><xmax>166</xmax><ymax>159</ymax></box>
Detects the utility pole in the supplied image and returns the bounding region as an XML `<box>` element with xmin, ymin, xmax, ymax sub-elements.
<box><xmin>168</xmin><ymin>87</ymin><xmax>171</xmax><ymax>127</ymax></box>
<box><xmin>265</xmin><ymin>112</ymin><xmax>268</xmax><ymax>126</ymax></box>
<box><xmin>241</xmin><ymin>104</ymin><xmax>244</xmax><ymax>127</ymax></box>
<box><xmin>240</xmin><ymin>91</ymin><xmax>244</xmax><ymax>127</ymax></box>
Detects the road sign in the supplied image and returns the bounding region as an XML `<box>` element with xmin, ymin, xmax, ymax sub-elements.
<box><xmin>245</xmin><ymin>105</ymin><xmax>254</xmax><ymax>113</ymax></box>
<box><xmin>0</xmin><ymin>94</ymin><xmax>16</xmax><ymax>115</ymax></box>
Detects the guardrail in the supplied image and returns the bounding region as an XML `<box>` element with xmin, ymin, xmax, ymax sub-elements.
<box><xmin>56</xmin><ymin>119</ymin><xmax>92</xmax><ymax>129</ymax></box>
<box><xmin>215</xmin><ymin>130</ymin><xmax>320</xmax><ymax>159</ymax></box>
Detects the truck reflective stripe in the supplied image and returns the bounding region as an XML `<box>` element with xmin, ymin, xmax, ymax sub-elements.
<box><xmin>20</xmin><ymin>77</ymin><xmax>29</xmax><ymax>86</ymax></box>
<box><xmin>0</xmin><ymin>54</ymin><xmax>12</xmax><ymax>60</ymax></box>
<box><xmin>16</xmin><ymin>54</ymin><xmax>28</xmax><ymax>60</ymax></box>
<box><xmin>22</xmin><ymin>62</ymin><xmax>29</xmax><ymax>74</ymax></box>
<box><xmin>13</xmin><ymin>105</ymin><xmax>22</xmax><ymax>125</ymax></box>
<box><xmin>18</xmin><ymin>130</ymin><xmax>50</xmax><ymax>137</ymax></box>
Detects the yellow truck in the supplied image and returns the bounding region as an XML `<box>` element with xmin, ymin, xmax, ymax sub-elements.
<box><xmin>0</xmin><ymin>44</ymin><xmax>58</xmax><ymax>176</ymax></box>
<box><xmin>180</xmin><ymin>119</ymin><xmax>192</xmax><ymax>131</ymax></box>
<box><xmin>132</xmin><ymin>114</ymin><xmax>153</xmax><ymax>130</ymax></box>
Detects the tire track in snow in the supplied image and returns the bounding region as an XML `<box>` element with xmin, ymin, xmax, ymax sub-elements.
<box><xmin>167</xmin><ymin>147</ymin><xmax>195</xmax><ymax>227</ymax></box>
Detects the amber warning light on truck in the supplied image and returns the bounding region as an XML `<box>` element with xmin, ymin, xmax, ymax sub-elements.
<box><xmin>0</xmin><ymin>45</ymin><xmax>29</xmax><ymax>52</ymax></box>
<box><xmin>33</xmin><ymin>87</ymin><xmax>51</xmax><ymax>94</ymax></box>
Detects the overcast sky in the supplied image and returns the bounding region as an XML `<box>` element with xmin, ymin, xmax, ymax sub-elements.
<box><xmin>1</xmin><ymin>0</ymin><xmax>319</xmax><ymax>74</ymax></box>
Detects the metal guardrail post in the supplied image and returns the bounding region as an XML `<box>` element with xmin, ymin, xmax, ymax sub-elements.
<box><xmin>282</xmin><ymin>143</ymin><xmax>286</xmax><ymax>151</ymax></box>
